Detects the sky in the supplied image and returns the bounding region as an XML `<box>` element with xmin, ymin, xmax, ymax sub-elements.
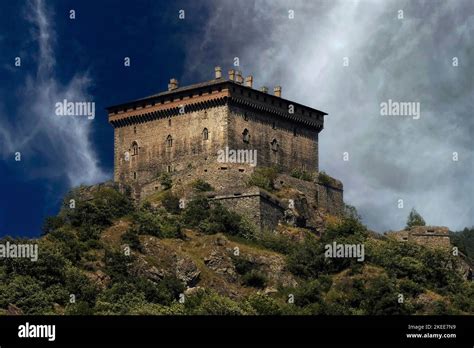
<box><xmin>0</xmin><ymin>0</ymin><xmax>472</xmax><ymax>237</ymax></box>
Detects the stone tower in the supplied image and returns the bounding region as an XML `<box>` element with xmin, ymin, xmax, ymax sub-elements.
<box><xmin>107</xmin><ymin>67</ymin><xmax>343</xmax><ymax>230</ymax></box>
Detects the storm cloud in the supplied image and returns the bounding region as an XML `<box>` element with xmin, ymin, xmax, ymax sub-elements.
<box><xmin>183</xmin><ymin>0</ymin><xmax>473</xmax><ymax>232</ymax></box>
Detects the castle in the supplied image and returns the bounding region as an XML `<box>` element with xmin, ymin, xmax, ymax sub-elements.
<box><xmin>107</xmin><ymin>67</ymin><xmax>344</xmax><ymax>231</ymax></box>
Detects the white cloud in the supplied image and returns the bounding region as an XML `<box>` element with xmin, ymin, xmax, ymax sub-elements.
<box><xmin>0</xmin><ymin>0</ymin><xmax>108</xmax><ymax>187</ymax></box>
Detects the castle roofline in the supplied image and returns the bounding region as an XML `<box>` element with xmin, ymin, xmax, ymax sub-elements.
<box><xmin>105</xmin><ymin>77</ymin><xmax>328</xmax><ymax>117</ymax></box>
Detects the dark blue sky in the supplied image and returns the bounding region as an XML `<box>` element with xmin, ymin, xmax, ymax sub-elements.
<box><xmin>1</xmin><ymin>0</ymin><xmax>473</xmax><ymax>236</ymax></box>
<box><xmin>0</xmin><ymin>0</ymin><xmax>211</xmax><ymax>237</ymax></box>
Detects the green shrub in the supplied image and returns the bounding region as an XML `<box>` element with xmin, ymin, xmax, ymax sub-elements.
<box><xmin>42</xmin><ymin>216</ymin><xmax>65</xmax><ymax>235</ymax></box>
<box><xmin>63</xmin><ymin>187</ymin><xmax>132</xmax><ymax>229</ymax></box>
<box><xmin>288</xmin><ymin>218</ymin><xmax>366</xmax><ymax>279</ymax></box>
<box><xmin>161</xmin><ymin>191</ymin><xmax>180</xmax><ymax>214</ymax></box>
<box><xmin>94</xmin><ymin>282</ymin><xmax>146</xmax><ymax>315</ymax></box>
<box><xmin>135</xmin><ymin>276</ymin><xmax>185</xmax><ymax>306</ymax></box>
<box><xmin>247</xmin><ymin>167</ymin><xmax>279</xmax><ymax>191</ymax></box>
<box><xmin>450</xmin><ymin>227</ymin><xmax>474</xmax><ymax>262</ymax></box>
<box><xmin>3</xmin><ymin>242</ymin><xmax>67</xmax><ymax>287</ymax></box>
<box><xmin>191</xmin><ymin>179</ymin><xmax>214</xmax><ymax>192</ymax></box>
<box><xmin>406</xmin><ymin>208</ymin><xmax>426</xmax><ymax>228</ymax></box>
<box><xmin>182</xmin><ymin>195</ymin><xmax>210</xmax><ymax>227</ymax></box>
<box><xmin>246</xmin><ymin>294</ymin><xmax>283</xmax><ymax>315</ymax></box>
<box><xmin>121</xmin><ymin>227</ymin><xmax>142</xmax><ymax>251</ymax></box>
<box><xmin>252</xmin><ymin>230</ymin><xmax>295</xmax><ymax>254</ymax></box>
<box><xmin>318</xmin><ymin>171</ymin><xmax>333</xmax><ymax>186</ymax></box>
<box><xmin>287</xmin><ymin>236</ymin><xmax>325</xmax><ymax>279</ymax></box>
<box><xmin>242</xmin><ymin>270</ymin><xmax>267</xmax><ymax>288</ymax></box>
<box><xmin>65</xmin><ymin>301</ymin><xmax>94</xmax><ymax>315</ymax></box>
<box><xmin>360</xmin><ymin>275</ymin><xmax>411</xmax><ymax>315</ymax></box>
<box><xmin>160</xmin><ymin>215</ymin><xmax>184</xmax><ymax>238</ymax></box>
<box><xmin>290</xmin><ymin>169</ymin><xmax>314</xmax><ymax>181</ymax></box>
<box><xmin>183</xmin><ymin>197</ymin><xmax>248</xmax><ymax>237</ymax></box>
<box><xmin>133</xmin><ymin>208</ymin><xmax>161</xmax><ymax>236</ymax></box>
<box><xmin>232</xmin><ymin>257</ymin><xmax>255</xmax><ymax>275</ymax></box>
<box><xmin>292</xmin><ymin>280</ymin><xmax>325</xmax><ymax>307</ymax></box>
<box><xmin>398</xmin><ymin>278</ymin><xmax>424</xmax><ymax>297</ymax></box>
<box><xmin>47</xmin><ymin>228</ymin><xmax>83</xmax><ymax>262</ymax></box>
<box><xmin>64</xmin><ymin>266</ymin><xmax>98</xmax><ymax>306</ymax></box>
<box><xmin>185</xmin><ymin>290</ymin><xmax>249</xmax><ymax>315</ymax></box>
<box><xmin>104</xmin><ymin>250</ymin><xmax>134</xmax><ymax>282</ymax></box>
<box><xmin>77</xmin><ymin>224</ymin><xmax>103</xmax><ymax>242</ymax></box>
<box><xmin>131</xmin><ymin>206</ymin><xmax>182</xmax><ymax>239</ymax></box>
<box><xmin>160</xmin><ymin>173</ymin><xmax>172</xmax><ymax>190</ymax></box>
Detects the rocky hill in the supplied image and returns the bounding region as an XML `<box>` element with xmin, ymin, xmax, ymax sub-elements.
<box><xmin>0</xmin><ymin>182</ymin><xmax>473</xmax><ymax>315</ymax></box>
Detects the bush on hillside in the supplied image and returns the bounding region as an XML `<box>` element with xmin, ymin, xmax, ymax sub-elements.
<box><xmin>247</xmin><ymin>167</ymin><xmax>279</xmax><ymax>191</ymax></box>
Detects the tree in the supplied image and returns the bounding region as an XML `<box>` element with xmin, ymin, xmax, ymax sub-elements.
<box><xmin>406</xmin><ymin>208</ymin><xmax>426</xmax><ymax>229</ymax></box>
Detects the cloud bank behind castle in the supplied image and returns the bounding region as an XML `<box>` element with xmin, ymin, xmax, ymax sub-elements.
<box><xmin>182</xmin><ymin>0</ymin><xmax>474</xmax><ymax>232</ymax></box>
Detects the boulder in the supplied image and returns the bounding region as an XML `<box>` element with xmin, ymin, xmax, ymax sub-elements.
<box><xmin>204</xmin><ymin>249</ymin><xmax>237</xmax><ymax>281</ymax></box>
<box><xmin>175</xmin><ymin>256</ymin><xmax>201</xmax><ymax>287</ymax></box>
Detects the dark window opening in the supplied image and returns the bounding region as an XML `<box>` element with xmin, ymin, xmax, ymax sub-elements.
<box><xmin>271</xmin><ymin>139</ymin><xmax>279</xmax><ymax>152</ymax></box>
<box><xmin>132</xmin><ymin>141</ymin><xmax>139</xmax><ymax>155</ymax></box>
<box><xmin>242</xmin><ymin>129</ymin><xmax>250</xmax><ymax>143</ymax></box>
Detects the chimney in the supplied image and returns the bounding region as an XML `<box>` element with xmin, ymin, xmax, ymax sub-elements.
<box><xmin>228</xmin><ymin>69</ymin><xmax>236</xmax><ymax>81</ymax></box>
<box><xmin>260</xmin><ymin>86</ymin><xmax>268</xmax><ymax>93</ymax></box>
<box><xmin>235</xmin><ymin>71</ymin><xmax>243</xmax><ymax>84</ymax></box>
<box><xmin>215</xmin><ymin>66</ymin><xmax>222</xmax><ymax>79</ymax></box>
<box><xmin>244</xmin><ymin>76</ymin><xmax>253</xmax><ymax>88</ymax></box>
<box><xmin>168</xmin><ymin>78</ymin><xmax>178</xmax><ymax>91</ymax></box>
<box><xmin>274</xmin><ymin>86</ymin><xmax>282</xmax><ymax>97</ymax></box>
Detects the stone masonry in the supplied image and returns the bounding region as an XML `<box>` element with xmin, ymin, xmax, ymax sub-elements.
<box><xmin>107</xmin><ymin>67</ymin><xmax>344</xmax><ymax>231</ymax></box>
<box><xmin>385</xmin><ymin>226</ymin><xmax>452</xmax><ymax>250</ymax></box>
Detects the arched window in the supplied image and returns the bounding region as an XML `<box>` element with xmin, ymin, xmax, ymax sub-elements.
<box><xmin>242</xmin><ymin>129</ymin><xmax>250</xmax><ymax>143</ymax></box>
<box><xmin>244</xmin><ymin>112</ymin><xmax>248</xmax><ymax>121</ymax></box>
<box><xmin>202</xmin><ymin>128</ymin><xmax>209</xmax><ymax>140</ymax></box>
<box><xmin>168</xmin><ymin>118</ymin><xmax>172</xmax><ymax>127</ymax></box>
<box><xmin>203</xmin><ymin>111</ymin><xmax>208</xmax><ymax>119</ymax></box>
<box><xmin>133</xmin><ymin>126</ymin><xmax>137</xmax><ymax>134</ymax></box>
<box><xmin>132</xmin><ymin>141</ymin><xmax>139</xmax><ymax>155</ymax></box>
<box><xmin>133</xmin><ymin>171</ymin><xmax>137</xmax><ymax>180</ymax></box>
<box><xmin>271</xmin><ymin>139</ymin><xmax>279</xmax><ymax>152</ymax></box>
<box><xmin>272</xmin><ymin>121</ymin><xmax>276</xmax><ymax>129</ymax></box>
<box><xmin>166</xmin><ymin>135</ymin><xmax>173</xmax><ymax>147</ymax></box>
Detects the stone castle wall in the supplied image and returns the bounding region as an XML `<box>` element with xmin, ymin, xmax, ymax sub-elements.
<box><xmin>317</xmin><ymin>182</ymin><xmax>344</xmax><ymax>216</ymax></box>
<box><xmin>227</xmin><ymin>105</ymin><xmax>319</xmax><ymax>173</ymax></box>
<box><xmin>211</xmin><ymin>188</ymin><xmax>286</xmax><ymax>232</ymax></box>
<box><xmin>109</xmin><ymin>77</ymin><xmax>344</xmax><ymax>231</ymax></box>
<box><xmin>114</xmin><ymin>101</ymin><xmax>321</xmax><ymax>197</ymax></box>
<box><xmin>113</xmin><ymin>105</ymin><xmax>229</xmax><ymax>198</ymax></box>
<box><xmin>386</xmin><ymin>226</ymin><xmax>451</xmax><ymax>250</ymax></box>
